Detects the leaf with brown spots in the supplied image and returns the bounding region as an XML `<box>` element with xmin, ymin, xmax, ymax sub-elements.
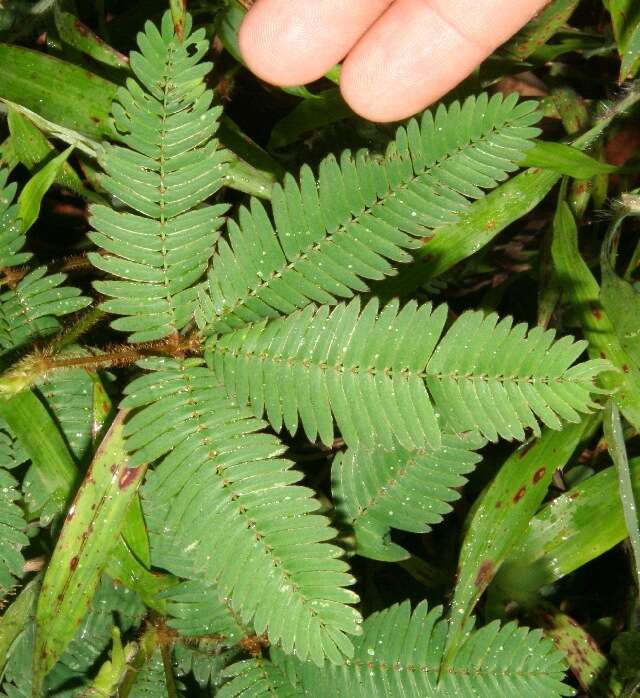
<box><xmin>494</xmin><ymin>456</ymin><xmax>640</xmax><ymax>603</ymax></box>
<box><xmin>32</xmin><ymin>410</ymin><xmax>147</xmax><ymax>693</ymax></box>
<box><xmin>443</xmin><ymin>419</ymin><xmax>591</xmax><ymax>668</ymax></box>
<box><xmin>531</xmin><ymin>602</ymin><xmax>620</xmax><ymax>696</ymax></box>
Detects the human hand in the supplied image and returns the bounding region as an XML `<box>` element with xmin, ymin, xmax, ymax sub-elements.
<box><xmin>239</xmin><ymin>0</ymin><xmax>549</xmax><ymax>122</ymax></box>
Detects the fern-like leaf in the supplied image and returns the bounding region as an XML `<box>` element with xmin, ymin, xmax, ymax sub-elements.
<box><xmin>196</xmin><ymin>93</ymin><xmax>540</xmax><ymax>334</ymax></box>
<box><xmin>128</xmin><ymin>648</ymin><xmax>176</xmax><ymax>698</ymax></box>
<box><xmin>38</xmin><ymin>362</ymin><xmax>96</xmax><ymax>463</ymax></box>
<box><xmin>0</xmin><ymin>168</ymin><xmax>89</xmax><ymax>357</ymax></box>
<box><xmin>218</xmin><ymin>658</ymin><xmax>303</xmax><ymax>698</ymax></box>
<box><xmin>0</xmin><ymin>416</ymin><xmax>27</xmax><ymax>470</ymax></box>
<box><xmin>162</xmin><ymin>580</ymin><xmax>247</xmax><ymax>641</ymax></box>
<box><xmin>0</xmin><ymin>620</ymin><xmax>34</xmax><ymax>698</ymax></box>
<box><xmin>88</xmin><ymin>11</ymin><xmax>230</xmax><ymax>343</ymax></box>
<box><xmin>207</xmin><ymin>298</ymin><xmax>609</xmax><ymax>448</ymax></box>
<box><xmin>0</xmin><ymin>267</ymin><xmax>89</xmax><ymax>357</ymax></box>
<box><xmin>0</xmin><ymin>468</ymin><xmax>28</xmax><ymax>598</ymax></box>
<box><xmin>127</xmin><ymin>358</ymin><xmax>361</xmax><ymax>666</ymax></box>
<box><xmin>332</xmin><ymin>434</ymin><xmax>484</xmax><ymax>561</ymax></box>
<box><xmin>174</xmin><ymin>640</ymin><xmax>238</xmax><ymax>690</ymax></box>
<box><xmin>0</xmin><ymin>169</ymin><xmax>30</xmax><ymax>269</ymax></box>
<box><xmin>274</xmin><ymin>600</ymin><xmax>573</xmax><ymax>697</ymax></box>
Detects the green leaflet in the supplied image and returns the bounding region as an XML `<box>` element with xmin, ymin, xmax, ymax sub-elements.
<box><xmin>0</xmin><ymin>166</ymin><xmax>90</xmax><ymax>361</ymax></box>
<box><xmin>0</xmin><ymin>168</ymin><xmax>29</xmax><ymax>269</ymax></box>
<box><xmin>273</xmin><ymin>600</ymin><xmax>573</xmax><ymax>697</ymax></box>
<box><xmin>128</xmin><ymin>357</ymin><xmax>361</xmax><ymax>667</ymax></box>
<box><xmin>174</xmin><ymin>640</ymin><xmax>237</xmax><ymax>691</ymax></box>
<box><xmin>0</xmin><ymin>578</ymin><xmax>38</xmax><ymax>677</ymax></box>
<box><xmin>0</xmin><ymin>467</ymin><xmax>28</xmax><ymax>598</ymax></box>
<box><xmin>374</xmin><ymin>82</ymin><xmax>640</xmax><ymax>301</ymax></box>
<box><xmin>87</xmin><ymin>12</ymin><xmax>230</xmax><ymax>343</ymax></box>
<box><xmin>521</xmin><ymin>141</ymin><xmax>617</xmax><ymax>179</ymax></box>
<box><xmin>492</xmin><ymin>457</ymin><xmax>640</xmax><ymax>602</ymax></box>
<box><xmin>37</xmin><ymin>360</ymin><xmax>97</xmax><ymax>464</ymax></box>
<box><xmin>219</xmin><ymin>658</ymin><xmax>303</xmax><ymax>698</ymax></box>
<box><xmin>161</xmin><ymin>580</ymin><xmax>248</xmax><ymax>641</ymax></box>
<box><xmin>0</xmin><ymin>415</ymin><xmax>26</xmax><ymax>471</ymax></box>
<box><xmin>207</xmin><ymin>298</ymin><xmax>608</xmax><ymax>449</ymax></box>
<box><xmin>33</xmin><ymin>412</ymin><xmax>146</xmax><ymax>691</ymax></box>
<box><xmin>16</xmin><ymin>146</ymin><xmax>72</xmax><ymax>234</ymax></box>
<box><xmin>332</xmin><ymin>434</ymin><xmax>484</xmax><ymax>562</ymax></box>
<box><xmin>196</xmin><ymin>92</ymin><xmax>541</xmax><ymax>334</ymax></box>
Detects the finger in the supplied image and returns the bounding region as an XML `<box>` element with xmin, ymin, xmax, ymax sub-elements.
<box><xmin>239</xmin><ymin>0</ymin><xmax>393</xmax><ymax>86</ymax></box>
<box><xmin>341</xmin><ymin>0</ymin><xmax>549</xmax><ymax>122</ymax></box>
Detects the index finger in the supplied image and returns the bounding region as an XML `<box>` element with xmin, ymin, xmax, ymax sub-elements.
<box><xmin>341</xmin><ymin>0</ymin><xmax>550</xmax><ymax>121</ymax></box>
<box><xmin>238</xmin><ymin>0</ymin><xmax>393</xmax><ymax>86</ymax></box>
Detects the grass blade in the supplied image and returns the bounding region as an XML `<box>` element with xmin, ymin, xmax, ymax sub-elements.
<box><xmin>0</xmin><ymin>391</ymin><xmax>77</xmax><ymax>516</ymax></box>
<box><xmin>443</xmin><ymin>419</ymin><xmax>591</xmax><ymax>670</ymax></box>
<box><xmin>492</xmin><ymin>457</ymin><xmax>640</xmax><ymax>603</ymax></box>
<box><xmin>32</xmin><ymin>410</ymin><xmax>147</xmax><ymax>693</ymax></box>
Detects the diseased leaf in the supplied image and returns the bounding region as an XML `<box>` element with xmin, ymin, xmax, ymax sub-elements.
<box><xmin>503</xmin><ymin>0</ymin><xmax>580</xmax><ymax>60</ymax></box>
<box><xmin>493</xmin><ymin>457</ymin><xmax>640</xmax><ymax>602</ymax></box>
<box><xmin>531</xmin><ymin>603</ymin><xmax>619</xmax><ymax>697</ymax></box>
<box><xmin>33</xmin><ymin>411</ymin><xmax>147</xmax><ymax>691</ymax></box>
<box><xmin>54</xmin><ymin>6</ymin><xmax>129</xmax><ymax>69</ymax></box>
<box><xmin>444</xmin><ymin>420</ymin><xmax>591</xmax><ymax>666</ymax></box>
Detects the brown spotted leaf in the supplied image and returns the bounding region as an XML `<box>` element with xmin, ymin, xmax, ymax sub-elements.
<box><xmin>33</xmin><ymin>410</ymin><xmax>147</xmax><ymax>692</ymax></box>
<box><xmin>443</xmin><ymin>419</ymin><xmax>592</xmax><ymax>668</ymax></box>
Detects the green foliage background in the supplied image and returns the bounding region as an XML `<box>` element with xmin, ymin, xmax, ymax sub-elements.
<box><xmin>0</xmin><ymin>1</ymin><xmax>639</xmax><ymax>696</ymax></box>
